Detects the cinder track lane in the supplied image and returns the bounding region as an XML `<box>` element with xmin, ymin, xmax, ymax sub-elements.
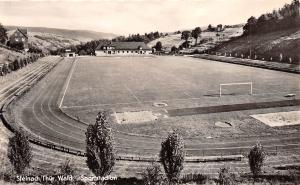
<box><xmin>13</xmin><ymin>57</ymin><xmax>300</xmax><ymax>157</ymax></box>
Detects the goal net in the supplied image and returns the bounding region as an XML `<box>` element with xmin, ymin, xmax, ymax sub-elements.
<box><xmin>219</xmin><ymin>82</ymin><xmax>253</xmax><ymax>97</ymax></box>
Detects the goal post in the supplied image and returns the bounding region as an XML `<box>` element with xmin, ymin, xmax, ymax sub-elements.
<box><xmin>219</xmin><ymin>82</ymin><xmax>253</xmax><ymax>97</ymax></box>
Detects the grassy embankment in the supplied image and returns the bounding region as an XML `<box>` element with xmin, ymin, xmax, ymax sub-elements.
<box><xmin>212</xmin><ymin>27</ymin><xmax>300</xmax><ymax>64</ymax></box>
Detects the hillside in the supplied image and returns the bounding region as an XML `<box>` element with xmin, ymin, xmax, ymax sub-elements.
<box><xmin>6</xmin><ymin>26</ymin><xmax>117</xmax><ymax>42</ymax></box>
<box><xmin>212</xmin><ymin>27</ymin><xmax>300</xmax><ymax>64</ymax></box>
<box><xmin>148</xmin><ymin>24</ymin><xmax>244</xmax><ymax>52</ymax></box>
<box><xmin>0</xmin><ymin>46</ymin><xmax>27</xmax><ymax>65</ymax></box>
<box><xmin>7</xmin><ymin>30</ymin><xmax>82</xmax><ymax>53</ymax></box>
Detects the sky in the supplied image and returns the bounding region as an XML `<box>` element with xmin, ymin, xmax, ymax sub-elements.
<box><xmin>0</xmin><ymin>0</ymin><xmax>293</xmax><ymax>35</ymax></box>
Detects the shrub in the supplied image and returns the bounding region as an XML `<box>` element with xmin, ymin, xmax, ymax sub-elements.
<box><xmin>248</xmin><ymin>143</ymin><xmax>266</xmax><ymax>180</ymax></box>
<box><xmin>78</xmin><ymin>49</ymin><xmax>87</xmax><ymax>56</ymax></box>
<box><xmin>9</xmin><ymin>42</ymin><xmax>24</xmax><ymax>50</ymax></box>
<box><xmin>0</xmin><ymin>23</ymin><xmax>8</xmax><ymax>44</ymax></box>
<box><xmin>53</xmin><ymin>159</ymin><xmax>75</xmax><ymax>185</ymax></box>
<box><xmin>181</xmin><ymin>173</ymin><xmax>207</xmax><ymax>184</ymax></box>
<box><xmin>160</xmin><ymin>130</ymin><xmax>185</xmax><ymax>185</ymax></box>
<box><xmin>142</xmin><ymin>163</ymin><xmax>164</xmax><ymax>185</ymax></box>
<box><xmin>218</xmin><ymin>167</ymin><xmax>236</xmax><ymax>185</ymax></box>
<box><xmin>2</xmin><ymin>63</ymin><xmax>9</xmax><ymax>75</ymax></box>
<box><xmin>7</xmin><ymin>128</ymin><xmax>32</xmax><ymax>175</ymax></box>
<box><xmin>8</xmin><ymin>61</ymin><xmax>14</xmax><ymax>71</ymax></box>
<box><xmin>171</xmin><ymin>46</ymin><xmax>178</xmax><ymax>54</ymax></box>
<box><xmin>155</xmin><ymin>41</ymin><xmax>163</xmax><ymax>52</ymax></box>
<box><xmin>85</xmin><ymin>112</ymin><xmax>115</xmax><ymax>182</ymax></box>
<box><xmin>292</xmin><ymin>55</ymin><xmax>300</xmax><ymax>64</ymax></box>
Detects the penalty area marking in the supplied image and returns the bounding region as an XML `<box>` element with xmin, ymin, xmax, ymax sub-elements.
<box><xmin>59</xmin><ymin>59</ymin><xmax>77</xmax><ymax>108</ymax></box>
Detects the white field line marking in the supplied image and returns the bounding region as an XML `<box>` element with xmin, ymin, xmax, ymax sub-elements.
<box><xmin>59</xmin><ymin>59</ymin><xmax>77</xmax><ymax>108</ymax></box>
<box><xmin>60</xmin><ymin>97</ymin><xmax>206</xmax><ymax>109</ymax></box>
<box><xmin>60</xmin><ymin>90</ymin><xmax>300</xmax><ymax>109</ymax></box>
<box><xmin>182</xmin><ymin>91</ymin><xmax>194</xmax><ymax>98</ymax></box>
<box><xmin>123</xmin><ymin>84</ymin><xmax>142</xmax><ymax>104</ymax></box>
<box><xmin>252</xmin><ymin>90</ymin><xmax>300</xmax><ymax>96</ymax></box>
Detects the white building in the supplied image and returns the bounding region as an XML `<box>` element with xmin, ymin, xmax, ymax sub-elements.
<box><xmin>64</xmin><ymin>49</ymin><xmax>76</xmax><ymax>57</ymax></box>
<box><xmin>95</xmin><ymin>42</ymin><xmax>152</xmax><ymax>56</ymax></box>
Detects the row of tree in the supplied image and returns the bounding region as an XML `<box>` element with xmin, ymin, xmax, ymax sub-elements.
<box><xmin>7</xmin><ymin>111</ymin><xmax>267</xmax><ymax>185</ymax></box>
<box><xmin>243</xmin><ymin>0</ymin><xmax>300</xmax><ymax>35</ymax></box>
<box><xmin>112</xmin><ymin>31</ymin><xmax>164</xmax><ymax>43</ymax></box>
<box><xmin>0</xmin><ymin>54</ymin><xmax>41</xmax><ymax>76</ymax></box>
<box><xmin>50</xmin><ymin>39</ymin><xmax>111</xmax><ymax>56</ymax></box>
<box><xmin>181</xmin><ymin>27</ymin><xmax>202</xmax><ymax>48</ymax></box>
<box><xmin>152</xmin><ymin>26</ymin><xmax>203</xmax><ymax>53</ymax></box>
<box><xmin>50</xmin><ymin>31</ymin><xmax>165</xmax><ymax>56</ymax></box>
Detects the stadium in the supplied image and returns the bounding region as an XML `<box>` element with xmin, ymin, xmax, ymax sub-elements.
<box><xmin>0</xmin><ymin>0</ymin><xmax>300</xmax><ymax>184</ymax></box>
<box><xmin>1</xmin><ymin>55</ymin><xmax>299</xmax><ymax>180</ymax></box>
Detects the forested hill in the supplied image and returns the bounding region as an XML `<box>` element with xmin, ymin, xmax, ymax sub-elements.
<box><xmin>212</xmin><ymin>0</ymin><xmax>300</xmax><ymax>64</ymax></box>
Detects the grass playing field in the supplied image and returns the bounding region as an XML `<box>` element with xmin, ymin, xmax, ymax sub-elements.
<box><xmin>60</xmin><ymin>56</ymin><xmax>300</xmax><ymax>137</ymax></box>
<box><xmin>62</xmin><ymin>56</ymin><xmax>299</xmax><ymax>107</ymax></box>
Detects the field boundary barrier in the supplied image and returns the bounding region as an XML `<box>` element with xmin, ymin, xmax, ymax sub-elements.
<box><xmin>194</xmin><ymin>54</ymin><xmax>300</xmax><ymax>74</ymax></box>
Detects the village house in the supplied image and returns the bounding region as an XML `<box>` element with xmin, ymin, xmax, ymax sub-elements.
<box><xmin>95</xmin><ymin>42</ymin><xmax>152</xmax><ymax>56</ymax></box>
<box><xmin>9</xmin><ymin>28</ymin><xmax>29</xmax><ymax>51</ymax></box>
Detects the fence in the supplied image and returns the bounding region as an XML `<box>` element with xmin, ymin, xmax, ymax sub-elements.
<box><xmin>195</xmin><ymin>54</ymin><xmax>300</xmax><ymax>74</ymax></box>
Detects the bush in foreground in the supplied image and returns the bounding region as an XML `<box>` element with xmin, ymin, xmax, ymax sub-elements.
<box><xmin>218</xmin><ymin>167</ymin><xmax>236</xmax><ymax>185</ymax></box>
<box><xmin>52</xmin><ymin>159</ymin><xmax>76</xmax><ymax>185</ymax></box>
<box><xmin>7</xmin><ymin>128</ymin><xmax>32</xmax><ymax>175</ymax></box>
<box><xmin>142</xmin><ymin>162</ymin><xmax>164</xmax><ymax>185</ymax></box>
<box><xmin>181</xmin><ymin>173</ymin><xmax>208</xmax><ymax>184</ymax></box>
<box><xmin>160</xmin><ymin>130</ymin><xmax>185</xmax><ymax>185</ymax></box>
<box><xmin>248</xmin><ymin>143</ymin><xmax>266</xmax><ymax>181</ymax></box>
<box><xmin>85</xmin><ymin>112</ymin><xmax>115</xmax><ymax>184</ymax></box>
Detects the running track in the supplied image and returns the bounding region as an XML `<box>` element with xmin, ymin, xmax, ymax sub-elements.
<box><xmin>13</xmin><ymin>57</ymin><xmax>300</xmax><ymax>157</ymax></box>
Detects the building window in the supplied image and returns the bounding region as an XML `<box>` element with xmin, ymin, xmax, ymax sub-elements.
<box><xmin>131</xmin><ymin>51</ymin><xmax>133</xmax><ymax>53</ymax></box>
<box><xmin>122</xmin><ymin>51</ymin><xmax>124</xmax><ymax>53</ymax></box>
<box><xmin>135</xmin><ymin>51</ymin><xmax>138</xmax><ymax>53</ymax></box>
<box><xmin>15</xmin><ymin>38</ymin><xmax>19</xmax><ymax>42</ymax></box>
<box><xmin>127</xmin><ymin>51</ymin><xmax>129</xmax><ymax>53</ymax></box>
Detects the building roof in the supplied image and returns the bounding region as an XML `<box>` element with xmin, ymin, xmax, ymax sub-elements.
<box><xmin>17</xmin><ymin>28</ymin><xmax>28</xmax><ymax>38</ymax></box>
<box><xmin>96</xmin><ymin>42</ymin><xmax>151</xmax><ymax>50</ymax></box>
